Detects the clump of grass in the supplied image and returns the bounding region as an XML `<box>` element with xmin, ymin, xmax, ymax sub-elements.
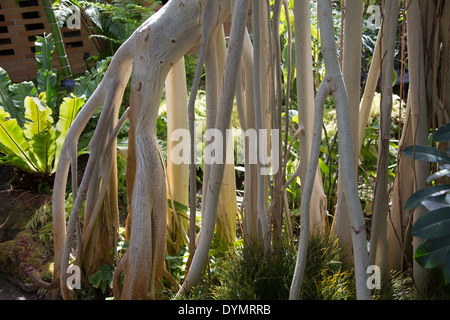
<box><xmin>300</xmin><ymin>234</ymin><xmax>354</xmax><ymax>300</ymax></box>
<box><xmin>209</xmin><ymin>233</ymin><xmax>355</xmax><ymax>300</ymax></box>
<box><xmin>211</xmin><ymin>243</ymin><xmax>296</xmax><ymax>300</ymax></box>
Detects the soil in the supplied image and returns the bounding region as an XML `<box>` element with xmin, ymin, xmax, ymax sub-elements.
<box><xmin>0</xmin><ymin>273</ymin><xmax>38</xmax><ymax>300</ymax></box>
<box><xmin>0</xmin><ymin>165</ymin><xmax>52</xmax><ymax>300</ymax></box>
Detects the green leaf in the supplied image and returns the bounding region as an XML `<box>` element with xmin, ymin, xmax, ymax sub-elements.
<box><xmin>434</xmin><ymin>122</ymin><xmax>450</xmax><ymax>142</ymax></box>
<box><xmin>23</xmin><ymin>97</ymin><xmax>54</xmax><ymax>140</ymax></box>
<box><xmin>422</xmin><ymin>193</ymin><xmax>450</xmax><ymax>211</ymax></box>
<box><xmin>35</xmin><ymin>34</ymin><xmax>57</xmax><ymax>110</ymax></box>
<box><xmin>9</xmin><ymin>81</ymin><xmax>38</xmax><ymax>124</ymax></box>
<box><xmin>35</xmin><ymin>34</ymin><xmax>55</xmax><ymax>72</ymax></box>
<box><xmin>54</xmin><ymin>94</ymin><xmax>84</xmax><ymax>171</ymax></box>
<box><xmin>167</xmin><ymin>199</ymin><xmax>189</xmax><ymax>212</ymax></box>
<box><xmin>88</xmin><ymin>264</ymin><xmax>113</xmax><ymax>294</ymax></box>
<box><xmin>318</xmin><ymin>158</ymin><xmax>330</xmax><ymax>176</ymax></box>
<box><xmin>412</xmin><ymin>207</ymin><xmax>450</xmax><ymax>239</ymax></box>
<box><xmin>405</xmin><ymin>184</ymin><xmax>450</xmax><ymax>210</ymax></box>
<box><xmin>444</xmin><ymin>254</ymin><xmax>450</xmax><ymax>284</ymax></box>
<box><xmin>0</xmin><ymin>108</ymin><xmax>38</xmax><ymax>173</ymax></box>
<box><xmin>88</xmin><ymin>270</ymin><xmax>103</xmax><ymax>288</ymax></box>
<box><xmin>37</xmin><ymin>69</ymin><xmax>57</xmax><ymax>111</ymax></box>
<box><xmin>23</xmin><ymin>97</ymin><xmax>56</xmax><ymax>173</ymax></box>
<box><xmin>32</xmin><ymin>130</ymin><xmax>57</xmax><ymax>175</ymax></box>
<box><xmin>414</xmin><ymin>236</ymin><xmax>450</xmax><ymax>270</ymax></box>
<box><xmin>0</xmin><ymin>67</ymin><xmax>20</xmax><ymax>120</ymax></box>
<box><xmin>402</xmin><ymin>145</ymin><xmax>450</xmax><ymax>164</ymax></box>
<box><xmin>427</xmin><ymin>168</ymin><xmax>450</xmax><ymax>183</ymax></box>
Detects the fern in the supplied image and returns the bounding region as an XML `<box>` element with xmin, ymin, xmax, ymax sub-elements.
<box><xmin>55</xmin><ymin>0</ymin><xmax>161</xmax><ymax>55</ymax></box>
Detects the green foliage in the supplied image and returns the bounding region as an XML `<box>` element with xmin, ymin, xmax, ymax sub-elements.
<box><xmin>35</xmin><ymin>34</ymin><xmax>58</xmax><ymax>111</ymax></box>
<box><xmin>88</xmin><ymin>264</ymin><xmax>115</xmax><ymax>295</ymax></box>
<box><xmin>198</xmin><ymin>234</ymin><xmax>354</xmax><ymax>300</ymax></box>
<box><xmin>403</xmin><ymin>123</ymin><xmax>450</xmax><ymax>284</ymax></box>
<box><xmin>299</xmin><ymin>234</ymin><xmax>354</xmax><ymax>300</ymax></box>
<box><xmin>55</xmin><ymin>0</ymin><xmax>161</xmax><ymax>57</ymax></box>
<box><xmin>211</xmin><ymin>244</ymin><xmax>296</xmax><ymax>300</ymax></box>
<box><xmin>0</xmin><ymin>34</ymin><xmax>59</xmax><ymax>122</ymax></box>
<box><xmin>0</xmin><ymin>94</ymin><xmax>84</xmax><ymax>176</ymax></box>
<box><xmin>26</xmin><ymin>204</ymin><xmax>53</xmax><ymax>243</ymax></box>
<box><xmin>0</xmin><ymin>33</ymin><xmax>84</xmax><ymax>177</ymax></box>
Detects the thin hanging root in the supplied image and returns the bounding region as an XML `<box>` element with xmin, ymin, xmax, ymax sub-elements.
<box><xmin>80</xmin><ymin>109</ymin><xmax>130</xmax><ymax>248</ymax></box>
<box><xmin>178</xmin><ymin>0</ymin><xmax>250</xmax><ymax>297</ymax></box>
<box><xmin>54</xmin><ymin>38</ymin><xmax>135</xmax><ymax>299</ymax></box>
<box><xmin>51</xmin><ymin>83</ymin><xmax>107</xmax><ymax>299</ymax></box>
<box><xmin>289</xmin><ymin>81</ymin><xmax>330</xmax><ymax>300</ymax></box>
<box><xmin>113</xmin><ymin>251</ymin><xmax>127</xmax><ymax>299</ymax></box>
<box><xmin>59</xmin><ymin>72</ymin><xmax>132</xmax><ymax>299</ymax></box>
<box><xmin>186</xmin><ymin>0</ymin><xmax>222</xmax><ymax>271</ymax></box>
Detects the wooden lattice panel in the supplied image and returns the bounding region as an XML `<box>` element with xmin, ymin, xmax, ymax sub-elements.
<box><xmin>0</xmin><ymin>0</ymin><xmax>97</xmax><ymax>83</ymax></box>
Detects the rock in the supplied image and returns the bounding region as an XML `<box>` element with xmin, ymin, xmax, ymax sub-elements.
<box><xmin>0</xmin><ymin>191</ymin><xmax>50</xmax><ymax>243</ymax></box>
<box><xmin>0</xmin><ymin>229</ymin><xmax>53</xmax><ymax>284</ymax></box>
<box><xmin>0</xmin><ymin>190</ymin><xmax>53</xmax><ymax>295</ymax></box>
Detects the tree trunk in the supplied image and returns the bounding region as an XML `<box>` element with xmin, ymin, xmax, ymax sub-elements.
<box><xmin>177</xmin><ymin>0</ymin><xmax>250</xmax><ymax>296</ymax></box>
<box><xmin>368</xmin><ymin>0</ymin><xmax>399</xmax><ymax>283</ymax></box>
<box><xmin>317</xmin><ymin>0</ymin><xmax>370</xmax><ymax>300</ymax></box>
<box><xmin>406</xmin><ymin>0</ymin><xmax>431</xmax><ymax>298</ymax></box>
<box><xmin>293</xmin><ymin>0</ymin><xmax>327</xmax><ymax>235</ymax></box>
<box><xmin>333</xmin><ymin>0</ymin><xmax>364</xmax><ymax>265</ymax></box>
<box><xmin>165</xmin><ymin>57</ymin><xmax>189</xmax><ymax>255</ymax></box>
<box><xmin>235</xmin><ymin>29</ymin><xmax>258</xmax><ymax>245</ymax></box>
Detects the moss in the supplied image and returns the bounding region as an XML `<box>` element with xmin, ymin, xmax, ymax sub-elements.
<box><xmin>0</xmin><ymin>229</ymin><xmax>53</xmax><ymax>283</ymax></box>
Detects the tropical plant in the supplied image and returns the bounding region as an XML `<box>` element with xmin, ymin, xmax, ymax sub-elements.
<box><xmin>54</xmin><ymin>0</ymin><xmax>161</xmax><ymax>57</ymax></box>
<box><xmin>403</xmin><ymin>123</ymin><xmax>450</xmax><ymax>284</ymax></box>
<box><xmin>0</xmin><ymin>94</ymin><xmax>84</xmax><ymax>176</ymax></box>
<box><xmin>0</xmin><ymin>34</ymin><xmax>84</xmax><ymax>177</ymax></box>
<box><xmin>0</xmin><ymin>34</ymin><xmax>62</xmax><ymax>121</ymax></box>
<box><xmin>49</xmin><ymin>0</ymin><xmax>450</xmax><ymax>301</ymax></box>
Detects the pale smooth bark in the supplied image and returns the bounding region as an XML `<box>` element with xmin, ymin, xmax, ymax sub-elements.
<box><xmin>387</xmin><ymin>96</ymin><xmax>415</xmax><ymax>272</ymax></box>
<box><xmin>317</xmin><ymin>0</ymin><xmax>370</xmax><ymax>300</ymax></box>
<box><xmin>202</xmin><ymin>26</ymin><xmax>238</xmax><ymax>244</ymax></box>
<box><xmin>407</xmin><ymin>0</ymin><xmax>431</xmax><ymax>297</ymax></box>
<box><xmin>368</xmin><ymin>0</ymin><xmax>399</xmax><ymax>281</ymax></box>
<box><xmin>252</xmin><ymin>0</ymin><xmax>271</xmax><ymax>250</ymax></box>
<box><xmin>52</xmin><ymin>36</ymin><xmax>135</xmax><ymax>299</ymax></box>
<box><xmin>293</xmin><ymin>0</ymin><xmax>327</xmax><ymax>235</ymax></box>
<box><xmin>235</xmin><ymin>29</ymin><xmax>258</xmax><ymax>244</ymax></box>
<box><xmin>333</xmin><ymin>0</ymin><xmax>364</xmax><ymax>265</ymax></box>
<box><xmin>177</xmin><ymin>0</ymin><xmax>250</xmax><ymax>295</ymax></box>
<box><xmin>358</xmin><ymin>29</ymin><xmax>382</xmax><ymax>151</ymax></box>
<box><xmin>165</xmin><ymin>57</ymin><xmax>189</xmax><ymax>254</ymax></box>
<box><xmin>290</xmin><ymin>81</ymin><xmax>330</xmax><ymax>300</ymax></box>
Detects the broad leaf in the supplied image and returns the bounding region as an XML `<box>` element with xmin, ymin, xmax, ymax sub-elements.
<box><xmin>9</xmin><ymin>81</ymin><xmax>38</xmax><ymax>110</ymax></box>
<box><xmin>54</xmin><ymin>95</ymin><xmax>84</xmax><ymax>171</ymax></box>
<box><xmin>412</xmin><ymin>207</ymin><xmax>450</xmax><ymax>239</ymax></box>
<box><xmin>23</xmin><ymin>97</ymin><xmax>56</xmax><ymax>173</ymax></box>
<box><xmin>427</xmin><ymin>168</ymin><xmax>450</xmax><ymax>183</ymax></box>
<box><xmin>0</xmin><ymin>67</ymin><xmax>20</xmax><ymax>119</ymax></box>
<box><xmin>35</xmin><ymin>35</ymin><xmax>57</xmax><ymax>110</ymax></box>
<box><xmin>434</xmin><ymin>122</ymin><xmax>450</xmax><ymax>143</ymax></box>
<box><xmin>405</xmin><ymin>184</ymin><xmax>450</xmax><ymax>210</ymax></box>
<box><xmin>0</xmin><ymin>143</ymin><xmax>31</xmax><ymax>171</ymax></box>
<box><xmin>0</xmin><ymin>108</ymin><xmax>38</xmax><ymax>173</ymax></box>
<box><xmin>414</xmin><ymin>236</ymin><xmax>450</xmax><ymax>284</ymax></box>
<box><xmin>32</xmin><ymin>130</ymin><xmax>57</xmax><ymax>175</ymax></box>
<box><xmin>23</xmin><ymin>97</ymin><xmax>54</xmax><ymax>140</ymax></box>
<box><xmin>37</xmin><ymin>69</ymin><xmax>57</xmax><ymax>111</ymax></box>
<box><xmin>402</xmin><ymin>145</ymin><xmax>450</xmax><ymax>164</ymax></box>
<box><xmin>422</xmin><ymin>193</ymin><xmax>450</xmax><ymax>211</ymax></box>
<box><xmin>35</xmin><ymin>34</ymin><xmax>54</xmax><ymax>72</ymax></box>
